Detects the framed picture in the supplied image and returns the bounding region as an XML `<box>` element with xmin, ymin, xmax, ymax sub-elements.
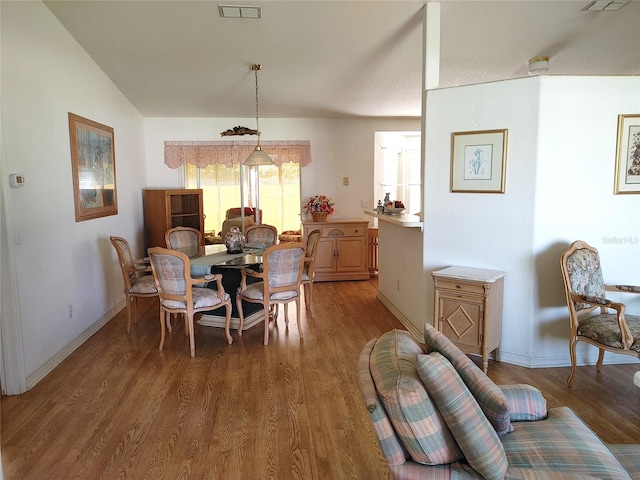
<box><xmin>613</xmin><ymin>114</ymin><xmax>640</xmax><ymax>194</ymax></box>
<box><xmin>450</xmin><ymin>129</ymin><xmax>508</xmax><ymax>193</ymax></box>
<box><xmin>68</xmin><ymin>113</ymin><xmax>118</xmax><ymax>221</ymax></box>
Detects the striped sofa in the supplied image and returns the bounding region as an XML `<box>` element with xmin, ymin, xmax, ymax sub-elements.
<box><xmin>358</xmin><ymin>325</ymin><xmax>640</xmax><ymax>479</ymax></box>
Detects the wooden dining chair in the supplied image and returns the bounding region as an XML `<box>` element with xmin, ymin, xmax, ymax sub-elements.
<box><xmin>245</xmin><ymin>224</ymin><xmax>278</xmax><ymax>247</ymax></box>
<box><xmin>148</xmin><ymin>247</ymin><xmax>233</xmax><ymax>356</ymax></box>
<box><xmin>301</xmin><ymin>229</ymin><xmax>323</xmax><ymax>309</ymax></box>
<box><xmin>165</xmin><ymin>226</ymin><xmax>203</xmax><ymax>258</ymax></box>
<box><xmin>236</xmin><ymin>242</ymin><xmax>306</xmax><ymax>345</ymax></box>
<box><xmin>110</xmin><ymin>236</ymin><xmax>159</xmax><ymax>333</ymax></box>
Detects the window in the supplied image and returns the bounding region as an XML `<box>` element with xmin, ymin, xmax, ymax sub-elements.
<box><xmin>185</xmin><ymin>162</ymin><xmax>301</xmax><ymax>235</ymax></box>
<box><xmin>374</xmin><ymin>132</ymin><xmax>421</xmax><ymax>214</ymax></box>
<box><xmin>166</xmin><ymin>140</ymin><xmax>309</xmax><ymax>236</ymax></box>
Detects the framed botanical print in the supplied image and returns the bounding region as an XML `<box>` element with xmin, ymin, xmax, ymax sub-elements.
<box><xmin>68</xmin><ymin>113</ymin><xmax>118</xmax><ymax>221</ymax></box>
<box><xmin>451</xmin><ymin>129</ymin><xmax>508</xmax><ymax>193</ymax></box>
<box><xmin>614</xmin><ymin>114</ymin><xmax>640</xmax><ymax>194</ymax></box>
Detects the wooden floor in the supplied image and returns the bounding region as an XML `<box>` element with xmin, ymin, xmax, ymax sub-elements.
<box><xmin>2</xmin><ymin>279</ymin><xmax>639</xmax><ymax>479</ymax></box>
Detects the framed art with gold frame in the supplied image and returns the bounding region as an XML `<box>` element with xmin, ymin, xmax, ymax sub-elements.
<box><xmin>68</xmin><ymin>113</ymin><xmax>118</xmax><ymax>221</ymax></box>
<box><xmin>451</xmin><ymin>129</ymin><xmax>508</xmax><ymax>193</ymax></box>
<box><xmin>613</xmin><ymin>114</ymin><xmax>640</xmax><ymax>194</ymax></box>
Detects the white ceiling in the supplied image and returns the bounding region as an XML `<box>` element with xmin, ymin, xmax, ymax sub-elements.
<box><xmin>44</xmin><ymin>0</ymin><xmax>640</xmax><ymax>119</ymax></box>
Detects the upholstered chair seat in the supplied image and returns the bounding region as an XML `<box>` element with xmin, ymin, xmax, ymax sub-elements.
<box><xmin>160</xmin><ymin>287</ymin><xmax>230</xmax><ymax>310</ymax></box>
<box><xmin>130</xmin><ymin>274</ymin><xmax>159</xmax><ymax>294</ymax></box>
<box><xmin>237</xmin><ymin>281</ymin><xmax>298</xmax><ymax>302</ymax></box>
<box><xmin>577</xmin><ymin>315</ymin><xmax>640</xmax><ymax>352</ymax></box>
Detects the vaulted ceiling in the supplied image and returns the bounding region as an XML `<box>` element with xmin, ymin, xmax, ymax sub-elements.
<box><xmin>44</xmin><ymin>0</ymin><xmax>640</xmax><ymax>118</ymax></box>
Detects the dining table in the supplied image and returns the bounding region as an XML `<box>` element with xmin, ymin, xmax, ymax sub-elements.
<box><xmin>190</xmin><ymin>243</ymin><xmax>266</xmax><ymax>331</ymax></box>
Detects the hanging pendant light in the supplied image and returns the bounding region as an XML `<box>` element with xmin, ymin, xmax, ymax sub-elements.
<box><xmin>244</xmin><ymin>64</ymin><xmax>275</xmax><ymax>166</ymax></box>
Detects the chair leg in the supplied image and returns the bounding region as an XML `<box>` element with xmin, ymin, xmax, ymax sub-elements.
<box><xmin>567</xmin><ymin>339</ymin><xmax>578</xmax><ymax>386</ymax></box>
<box><xmin>126</xmin><ymin>294</ymin><xmax>133</xmax><ymax>334</ymax></box>
<box><xmin>224</xmin><ymin>303</ymin><xmax>232</xmax><ymax>345</ymax></box>
<box><xmin>308</xmin><ymin>281</ymin><xmax>314</xmax><ymax>309</ymax></box>
<box><xmin>263</xmin><ymin>301</ymin><xmax>270</xmax><ymax>346</ymax></box>
<box><xmin>284</xmin><ymin>303</ymin><xmax>289</xmax><ymax>325</ymax></box>
<box><xmin>596</xmin><ymin>348</ymin><xmax>605</xmax><ymax>372</ymax></box>
<box><xmin>295</xmin><ymin>297</ymin><xmax>302</xmax><ymax>338</ymax></box>
<box><xmin>187</xmin><ymin>314</ymin><xmax>196</xmax><ymax>358</ymax></box>
<box><xmin>159</xmin><ymin>308</ymin><xmax>167</xmax><ymax>351</ymax></box>
<box><xmin>303</xmin><ymin>283</ymin><xmax>311</xmax><ymax>309</ymax></box>
<box><xmin>236</xmin><ymin>295</ymin><xmax>245</xmax><ymax>335</ymax></box>
<box><xmin>131</xmin><ymin>296</ymin><xmax>139</xmax><ymax>327</ymax></box>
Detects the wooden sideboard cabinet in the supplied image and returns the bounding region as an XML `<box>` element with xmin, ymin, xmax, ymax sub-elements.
<box><xmin>431</xmin><ymin>266</ymin><xmax>507</xmax><ymax>373</ymax></box>
<box><xmin>143</xmin><ymin>188</ymin><xmax>204</xmax><ymax>250</ymax></box>
<box><xmin>302</xmin><ymin>219</ymin><xmax>370</xmax><ymax>281</ymax></box>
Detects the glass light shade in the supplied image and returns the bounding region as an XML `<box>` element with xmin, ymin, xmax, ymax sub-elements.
<box><xmin>244</xmin><ymin>145</ymin><xmax>274</xmax><ymax>166</ymax></box>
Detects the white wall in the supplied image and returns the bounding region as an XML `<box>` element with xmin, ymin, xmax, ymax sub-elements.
<box><xmin>1</xmin><ymin>2</ymin><xmax>148</xmax><ymax>391</ymax></box>
<box><xmin>533</xmin><ymin>76</ymin><xmax>640</xmax><ymax>366</ymax></box>
<box><xmin>418</xmin><ymin>75</ymin><xmax>639</xmax><ymax>368</ymax></box>
<box><xmin>144</xmin><ymin>117</ymin><xmax>420</xmax><ymax>223</ymax></box>
<box><xmin>423</xmin><ymin>78</ymin><xmax>540</xmax><ymax>365</ymax></box>
<box><xmin>376</xmin><ymin>220</ymin><xmax>424</xmax><ymax>338</ymax></box>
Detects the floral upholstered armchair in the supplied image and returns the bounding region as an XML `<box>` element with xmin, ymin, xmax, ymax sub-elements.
<box><xmin>560</xmin><ymin>240</ymin><xmax>640</xmax><ymax>386</ymax></box>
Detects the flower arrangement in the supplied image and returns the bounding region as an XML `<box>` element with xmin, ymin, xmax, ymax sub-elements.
<box><xmin>304</xmin><ymin>195</ymin><xmax>335</xmax><ymax>219</ymax></box>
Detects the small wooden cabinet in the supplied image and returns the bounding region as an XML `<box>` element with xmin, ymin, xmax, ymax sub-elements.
<box><xmin>302</xmin><ymin>219</ymin><xmax>369</xmax><ymax>281</ymax></box>
<box><xmin>431</xmin><ymin>266</ymin><xmax>506</xmax><ymax>373</ymax></box>
<box><xmin>143</xmin><ymin>188</ymin><xmax>204</xmax><ymax>249</ymax></box>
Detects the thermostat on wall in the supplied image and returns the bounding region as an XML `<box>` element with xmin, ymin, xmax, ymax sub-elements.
<box><xmin>10</xmin><ymin>174</ymin><xmax>25</xmax><ymax>187</ymax></box>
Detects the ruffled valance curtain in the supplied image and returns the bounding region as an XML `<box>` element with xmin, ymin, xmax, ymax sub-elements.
<box><xmin>164</xmin><ymin>140</ymin><xmax>312</xmax><ymax>169</ymax></box>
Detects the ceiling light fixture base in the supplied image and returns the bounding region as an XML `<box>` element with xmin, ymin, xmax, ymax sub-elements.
<box><xmin>528</xmin><ymin>56</ymin><xmax>549</xmax><ymax>75</ymax></box>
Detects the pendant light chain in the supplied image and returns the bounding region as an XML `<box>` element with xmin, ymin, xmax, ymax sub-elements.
<box><xmin>243</xmin><ymin>64</ymin><xmax>274</xmax><ymax>166</ymax></box>
<box><xmin>251</xmin><ymin>64</ymin><xmax>262</xmax><ymax>145</ymax></box>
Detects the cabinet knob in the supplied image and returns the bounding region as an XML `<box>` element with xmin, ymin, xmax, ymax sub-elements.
<box><xmin>455</xmin><ymin>284</ymin><xmax>462</xmax><ymax>289</ymax></box>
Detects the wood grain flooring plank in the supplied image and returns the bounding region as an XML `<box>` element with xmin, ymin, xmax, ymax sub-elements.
<box><xmin>2</xmin><ymin>278</ymin><xmax>639</xmax><ymax>479</ymax></box>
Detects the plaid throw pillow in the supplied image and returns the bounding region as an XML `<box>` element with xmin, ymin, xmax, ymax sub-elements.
<box><xmin>417</xmin><ymin>352</ymin><xmax>508</xmax><ymax>480</ymax></box>
<box><xmin>423</xmin><ymin>323</ymin><xmax>512</xmax><ymax>435</ymax></box>
<box><xmin>370</xmin><ymin>329</ymin><xmax>463</xmax><ymax>465</ymax></box>
<box><xmin>499</xmin><ymin>384</ymin><xmax>548</xmax><ymax>421</ymax></box>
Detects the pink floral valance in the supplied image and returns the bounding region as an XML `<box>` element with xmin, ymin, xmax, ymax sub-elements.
<box><xmin>164</xmin><ymin>140</ymin><xmax>312</xmax><ymax>169</ymax></box>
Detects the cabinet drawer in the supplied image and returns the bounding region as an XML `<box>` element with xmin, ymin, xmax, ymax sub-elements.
<box><xmin>323</xmin><ymin>226</ymin><xmax>365</xmax><ymax>237</ymax></box>
<box><xmin>436</xmin><ymin>280</ymin><xmax>485</xmax><ymax>295</ymax></box>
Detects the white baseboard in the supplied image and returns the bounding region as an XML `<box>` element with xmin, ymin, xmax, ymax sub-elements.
<box><xmin>26</xmin><ymin>301</ymin><xmax>124</xmax><ymax>390</ymax></box>
<box><xmin>500</xmin><ymin>350</ymin><xmax>640</xmax><ymax>368</ymax></box>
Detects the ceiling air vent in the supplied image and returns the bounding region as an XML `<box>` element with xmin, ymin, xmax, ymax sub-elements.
<box><xmin>583</xmin><ymin>1</ymin><xmax>628</xmax><ymax>11</ymax></box>
<box><xmin>218</xmin><ymin>5</ymin><xmax>261</xmax><ymax>18</ymax></box>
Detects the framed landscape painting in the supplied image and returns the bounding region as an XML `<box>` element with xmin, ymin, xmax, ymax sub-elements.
<box><xmin>450</xmin><ymin>129</ymin><xmax>508</xmax><ymax>193</ymax></box>
<box><xmin>614</xmin><ymin>114</ymin><xmax>640</xmax><ymax>194</ymax></box>
<box><xmin>68</xmin><ymin>113</ymin><xmax>118</xmax><ymax>221</ymax></box>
